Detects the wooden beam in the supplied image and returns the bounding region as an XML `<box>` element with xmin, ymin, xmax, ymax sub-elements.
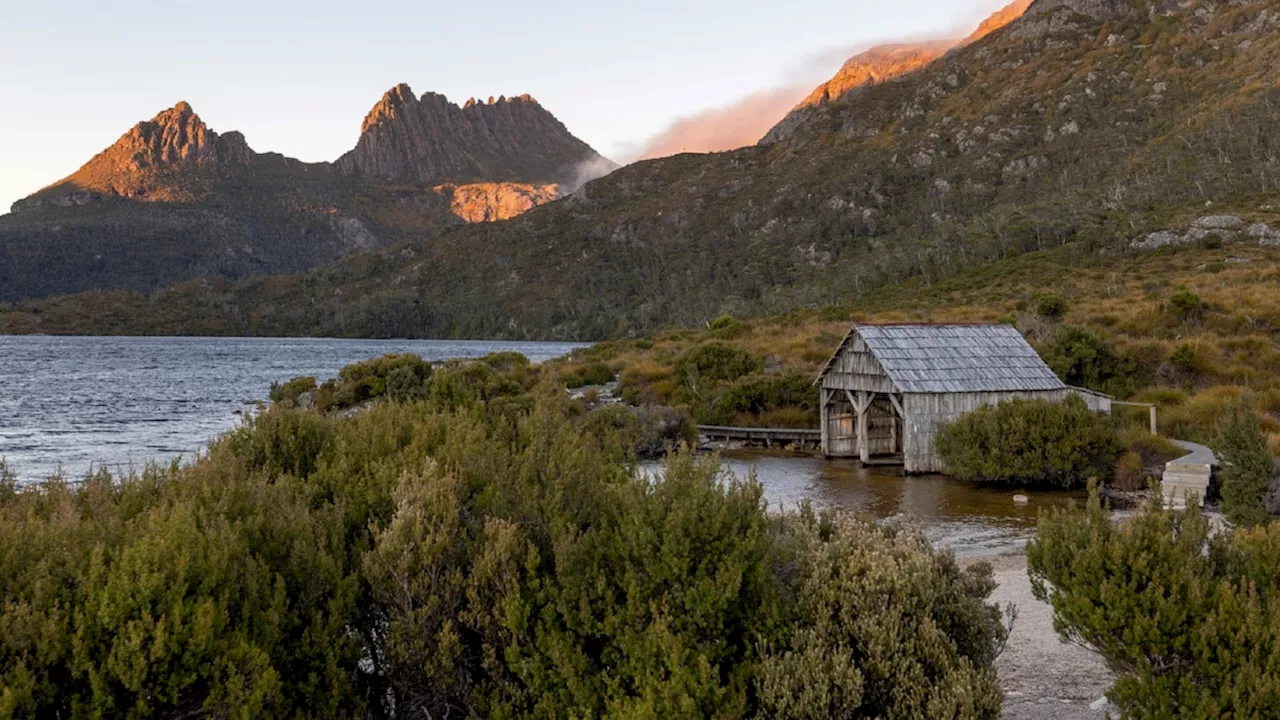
<box><xmin>887</xmin><ymin>393</ymin><xmax>905</xmax><ymax>419</ymax></box>
<box><xmin>856</xmin><ymin>390</ymin><xmax>870</xmax><ymax>464</ymax></box>
<box><xmin>819</xmin><ymin>387</ymin><xmax>830</xmax><ymax>455</ymax></box>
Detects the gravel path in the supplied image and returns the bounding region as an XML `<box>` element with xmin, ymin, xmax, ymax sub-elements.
<box><xmin>970</xmin><ymin>554</ymin><xmax>1116</xmax><ymax>720</ymax></box>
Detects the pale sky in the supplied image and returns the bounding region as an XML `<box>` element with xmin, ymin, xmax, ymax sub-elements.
<box><xmin>0</xmin><ymin>0</ymin><xmax>1013</xmax><ymax>214</ymax></box>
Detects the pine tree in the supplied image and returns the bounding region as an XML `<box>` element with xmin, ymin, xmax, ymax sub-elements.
<box><xmin>1216</xmin><ymin>400</ymin><xmax>1276</xmax><ymax>527</ymax></box>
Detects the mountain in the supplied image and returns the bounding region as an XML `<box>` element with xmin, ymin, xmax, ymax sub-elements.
<box><xmin>762</xmin><ymin>0</ymin><xmax>1032</xmax><ymax>143</ymax></box>
<box><xmin>0</xmin><ymin>87</ymin><xmax>612</xmax><ymax>302</ymax></box>
<box><xmin>5</xmin><ymin>0</ymin><xmax>1280</xmax><ymax>340</ymax></box>
<box><xmin>337</xmin><ymin>85</ymin><xmax>610</xmax><ymax>185</ymax></box>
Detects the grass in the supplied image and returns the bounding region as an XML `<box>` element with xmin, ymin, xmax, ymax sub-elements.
<box><xmin>563</xmin><ymin>240</ymin><xmax>1280</xmax><ymax>445</ymax></box>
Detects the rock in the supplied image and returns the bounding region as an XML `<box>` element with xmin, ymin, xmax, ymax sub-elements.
<box><xmin>336</xmin><ymin>84</ymin><xmax>615</xmax><ymax>186</ymax></box>
<box><xmin>1013</xmin><ymin>494</ymin><xmax>1030</xmax><ymax>505</ymax></box>
<box><xmin>763</xmin><ymin>355</ymin><xmax>784</xmax><ymax>376</ymax></box>
<box><xmin>1090</xmin><ymin>696</ymin><xmax>1112</xmax><ymax>711</ymax></box>
<box><xmin>1247</xmin><ymin>223</ymin><xmax>1280</xmax><ymax>242</ymax></box>
<box><xmin>1192</xmin><ymin>215</ymin><xmax>1244</xmax><ymax>230</ymax></box>
<box><xmin>1132</xmin><ymin>229</ymin><xmax>1188</xmax><ymax>250</ymax></box>
<box><xmin>446</xmin><ymin>183</ymin><xmax>561</xmax><ymax>223</ymax></box>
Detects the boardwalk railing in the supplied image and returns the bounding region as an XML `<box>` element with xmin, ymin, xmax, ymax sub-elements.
<box><xmin>697</xmin><ymin>425</ymin><xmax>821</xmax><ymax>446</ymax></box>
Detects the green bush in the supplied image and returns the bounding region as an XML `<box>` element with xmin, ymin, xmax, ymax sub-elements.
<box><xmin>936</xmin><ymin>396</ymin><xmax>1122</xmax><ymax>488</ymax></box>
<box><xmin>675</xmin><ymin>342</ymin><xmax>762</xmax><ymax>385</ymax></box>
<box><xmin>1217</xmin><ymin>400</ymin><xmax>1277</xmax><ymax>527</ymax></box>
<box><xmin>1029</xmin><ymin>488</ymin><xmax>1280</xmax><ymax>717</ymax></box>
<box><xmin>1038</xmin><ymin>325</ymin><xmax>1142</xmax><ymax>396</ymax></box>
<box><xmin>269</xmin><ymin>375</ymin><xmax>317</xmax><ymax>406</ymax></box>
<box><xmin>385</xmin><ymin>362</ymin><xmax>432</xmax><ymax>402</ymax></box>
<box><xmin>0</xmin><ymin>365</ymin><xmax>1006</xmax><ymax>718</ymax></box>
<box><xmin>562</xmin><ymin>360</ymin><xmax>615</xmax><ymax>388</ymax></box>
<box><xmin>699</xmin><ymin>372</ymin><xmax>818</xmax><ymax>427</ymax></box>
<box><xmin>1168</xmin><ymin>289</ymin><xmax>1205</xmax><ymax>322</ymax></box>
<box><xmin>756</xmin><ymin>515</ymin><xmax>1005</xmax><ymax>719</ymax></box>
<box><xmin>1035</xmin><ymin>293</ymin><xmax>1070</xmax><ymax>321</ymax></box>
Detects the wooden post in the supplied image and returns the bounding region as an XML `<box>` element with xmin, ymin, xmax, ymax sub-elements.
<box><xmin>1150</xmin><ymin>405</ymin><xmax>1158</xmax><ymax>436</ymax></box>
<box><xmin>857</xmin><ymin>391</ymin><xmax>870</xmax><ymax>465</ymax></box>
<box><xmin>819</xmin><ymin>387</ymin><xmax>830</xmax><ymax>456</ymax></box>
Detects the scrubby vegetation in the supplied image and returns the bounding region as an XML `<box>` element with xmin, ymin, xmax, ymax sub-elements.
<box><xmin>0</xmin><ymin>358</ymin><xmax>1007</xmax><ymax>719</ymax></box>
<box><xmin>1029</xmin><ymin>488</ymin><xmax>1280</xmax><ymax>717</ymax></box>
<box><xmin>935</xmin><ymin>396</ymin><xmax>1122</xmax><ymax>489</ymax></box>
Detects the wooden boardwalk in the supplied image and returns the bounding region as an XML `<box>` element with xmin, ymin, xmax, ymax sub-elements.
<box><xmin>697</xmin><ymin>425</ymin><xmax>821</xmax><ymax>447</ymax></box>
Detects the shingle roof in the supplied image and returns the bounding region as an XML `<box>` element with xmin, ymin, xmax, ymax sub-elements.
<box><xmin>821</xmin><ymin>324</ymin><xmax>1067</xmax><ymax>394</ymax></box>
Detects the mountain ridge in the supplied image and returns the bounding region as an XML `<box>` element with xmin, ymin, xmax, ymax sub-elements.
<box><xmin>0</xmin><ymin>85</ymin><xmax>613</xmax><ymax>302</ymax></box>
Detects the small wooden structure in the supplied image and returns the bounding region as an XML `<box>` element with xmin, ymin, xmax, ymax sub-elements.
<box><xmin>816</xmin><ymin>323</ymin><xmax>1111</xmax><ymax>473</ymax></box>
<box><xmin>698</xmin><ymin>425</ymin><xmax>822</xmax><ymax>451</ymax></box>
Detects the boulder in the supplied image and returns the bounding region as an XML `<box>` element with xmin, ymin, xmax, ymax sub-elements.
<box><xmin>1192</xmin><ymin>215</ymin><xmax>1245</xmax><ymax>230</ymax></box>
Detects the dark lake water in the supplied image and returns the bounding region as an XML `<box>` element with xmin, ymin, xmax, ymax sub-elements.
<box><xmin>0</xmin><ymin>335</ymin><xmax>586</xmax><ymax>481</ymax></box>
<box><xmin>716</xmin><ymin>451</ymin><xmax>1079</xmax><ymax>557</ymax></box>
<box><xmin>1</xmin><ymin>336</ymin><xmax>1067</xmax><ymax>556</ymax></box>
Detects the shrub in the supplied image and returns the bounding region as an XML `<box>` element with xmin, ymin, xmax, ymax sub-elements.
<box><xmin>699</xmin><ymin>373</ymin><xmax>818</xmax><ymax>427</ymax></box>
<box><xmin>707</xmin><ymin>314</ymin><xmax>748</xmax><ymax>338</ymax></box>
<box><xmin>1038</xmin><ymin>325</ymin><xmax>1141</xmax><ymax>395</ymax></box>
<box><xmin>1118</xmin><ymin>427</ymin><xmax>1186</xmax><ymax>467</ymax></box>
<box><xmin>936</xmin><ymin>396</ymin><xmax>1122</xmax><ymax>488</ymax></box>
<box><xmin>1112</xmin><ymin>451</ymin><xmax>1149</xmax><ymax>491</ymax></box>
<box><xmin>562</xmin><ymin>361</ymin><xmax>615</xmax><ymax>388</ymax></box>
<box><xmin>756</xmin><ymin>515</ymin><xmax>1005</xmax><ymax>719</ymax></box>
<box><xmin>1168</xmin><ymin>289</ymin><xmax>1205</xmax><ymax>322</ymax></box>
<box><xmin>269</xmin><ymin>375</ymin><xmax>317</xmax><ymax>406</ymax></box>
<box><xmin>1217</xmin><ymin>400</ymin><xmax>1277</xmax><ymax>527</ymax></box>
<box><xmin>675</xmin><ymin>342</ymin><xmax>762</xmax><ymax>385</ymax></box>
<box><xmin>427</xmin><ymin>361</ymin><xmax>522</xmax><ymax>412</ymax></box>
<box><xmin>0</xmin><ymin>371</ymin><xmax>1006</xmax><ymax>718</ymax></box>
<box><xmin>1035</xmin><ymin>293</ymin><xmax>1070</xmax><ymax>321</ymax></box>
<box><xmin>385</xmin><ymin>363</ymin><xmax>432</xmax><ymax>402</ymax></box>
<box><xmin>1028</xmin><ymin>488</ymin><xmax>1280</xmax><ymax>717</ymax></box>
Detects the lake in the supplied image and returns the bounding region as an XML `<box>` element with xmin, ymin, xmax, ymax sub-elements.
<box><xmin>0</xmin><ymin>335</ymin><xmax>585</xmax><ymax>481</ymax></box>
<box><xmin>1</xmin><ymin>335</ymin><xmax>1067</xmax><ymax>556</ymax></box>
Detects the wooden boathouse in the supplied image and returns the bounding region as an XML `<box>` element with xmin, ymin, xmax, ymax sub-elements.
<box><xmin>817</xmin><ymin>323</ymin><xmax>1111</xmax><ymax>473</ymax></box>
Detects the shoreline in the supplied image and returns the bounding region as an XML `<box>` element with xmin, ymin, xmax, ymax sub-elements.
<box><xmin>966</xmin><ymin>553</ymin><xmax>1115</xmax><ymax>719</ymax></box>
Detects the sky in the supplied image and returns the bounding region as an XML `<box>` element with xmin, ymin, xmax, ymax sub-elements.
<box><xmin>0</xmin><ymin>0</ymin><xmax>1015</xmax><ymax>214</ymax></box>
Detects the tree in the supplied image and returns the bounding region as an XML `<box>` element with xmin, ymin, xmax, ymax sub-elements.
<box><xmin>1216</xmin><ymin>400</ymin><xmax>1276</xmax><ymax>527</ymax></box>
<box><xmin>1029</xmin><ymin>487</ymin><xmax>1280</xmax><ymax>717</ymax></box>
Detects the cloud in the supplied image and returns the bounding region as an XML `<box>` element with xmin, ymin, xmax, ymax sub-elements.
<box><xmin>623</xmin><ymin>0</ymin><xmax>1028</xmax><ymax>163</ymax></box>
<box><xmin>630</xmin><ymin>85</ymin><xmax>811</xmax><ymax>161</ymax></box>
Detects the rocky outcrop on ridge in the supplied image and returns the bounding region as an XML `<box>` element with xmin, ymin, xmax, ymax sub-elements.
<box><xmin>336</xmin><ymin>84</ymin><xmax>615</xmax><ymax>186</ymax></box>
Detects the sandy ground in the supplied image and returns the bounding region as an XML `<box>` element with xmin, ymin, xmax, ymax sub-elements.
<box><xmin>970</xmin><ymin>554</ymin><xmax>1117</xmax><ymax>720</ymax></box>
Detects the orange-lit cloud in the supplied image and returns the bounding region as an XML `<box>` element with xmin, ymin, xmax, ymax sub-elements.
<box><xmin>634</xmin><ymin>86</ymin><xmax>811</xmax><ymax>160</ymax></box>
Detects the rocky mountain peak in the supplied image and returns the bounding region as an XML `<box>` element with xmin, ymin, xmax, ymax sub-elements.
<box><xmin>12</xmin><ymin>101</ymin><xmax>255</xmax><ymax>211</ymax></box>
<box><xmin>762</xmin><ymin>0</ymin><xmax>1032</xmax><ymax>144</ymax></box>
<box><xmin>337</xmin><ymin>83</ymin><xmax>614</xmax><ymax>186</ymax></box>
<box><xmin>120</xmin><ymin>101</ymin><xmax>222</xmax><ymax>170</ymax></box>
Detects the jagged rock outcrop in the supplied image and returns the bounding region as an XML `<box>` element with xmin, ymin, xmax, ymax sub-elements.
<box><xmin>444</xmin><ymin>183</ymin><xmax>561</xmax><ymax>223</ymax></box>
<box><xmin>13</xmin><ymin>102</ymin><xmax>254</xmax><ymax>211</ymax></box>
<box><xmin>762</xmin><ymin>0</ymin><xmax>1032</xmax><ymax>143</ymax></box>
<box><xmin>336</xmin><ymin>84</ymin><xmax>615</xmax><ymax>186</ymax></box>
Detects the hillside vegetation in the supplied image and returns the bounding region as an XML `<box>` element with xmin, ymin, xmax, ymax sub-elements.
<box><xmin>5</xmin><ymin>0</ymin><xmax>1278</xmax><ymax>340</ymax></box>
<box><xmin>544</xmin><ymin>238</ymin><xmax>1280</xmax><ymax>458</ymax></box>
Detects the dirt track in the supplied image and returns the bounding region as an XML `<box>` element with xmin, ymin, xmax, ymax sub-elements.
<box><xmin>971</xmin><ymin>554</ymin><xmax>1116</xmax><ymax>720</ymax></box>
